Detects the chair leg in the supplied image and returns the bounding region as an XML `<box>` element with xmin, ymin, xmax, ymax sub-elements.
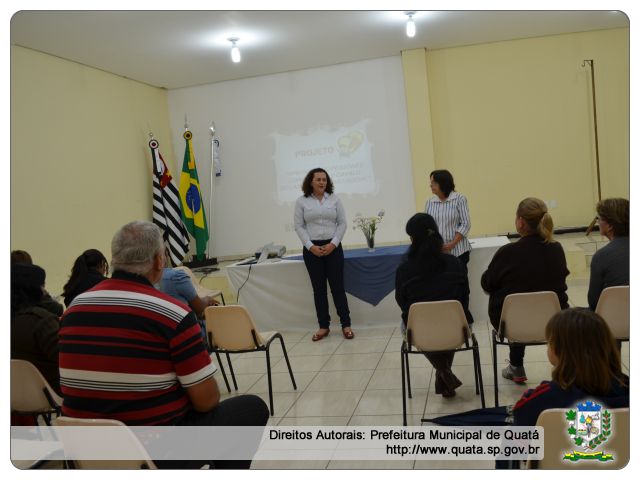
<box><xmin>474</xmin><ymin>351</ymin><xmax>480</xmax><ymax>395</ymax></box>
<box><xmin>277</xmin><ymin>334</ymin><xmax>297</xmax><ymax>390</ymax></box>
<box><xmin>492</xmin><ymin>334</ymin><xmax>499</xmax><ymax>407</ymax></box>
<box><xmin>226</xmin><ymin>353</ymin><xmax>238</xmax><ymax>391</ymax></box>
<box><xmin>405</xmin><ymin>350</ymin><xmax>412</xmax><ymax>398</ymax></box>
<box><xmin>265</xmin><ymin>348</ymin><xmax>274</xmax><ymax>416</ymax></box>
<box><xmin>219</xmin><ymin>293</ymin><xmax>226</xmax><ymax>305</ymax></box>
<box><xmin>214</xmin><ymin>351</ymin><xmax>231</xmax><ymax>392</ymax></box>
<box><xmin>474</xmin><ymin>344</ymin><xmax>486</xmax><ymax>408</ymax></box>
<box><xmin>401</xmin><ymin>346</ymin><xmax>407</xmax><ymax>426</ymax></box>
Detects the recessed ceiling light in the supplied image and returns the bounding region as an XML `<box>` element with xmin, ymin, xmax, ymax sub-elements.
<box><xmin>405</xmin><ymin>12</ymin><xmax>416</xmax><ymax>38</ymax></box>
<box><xmin>228</xmin><ymin>37</ymin><xmax>241</xmax><ymax>63</ymax></box>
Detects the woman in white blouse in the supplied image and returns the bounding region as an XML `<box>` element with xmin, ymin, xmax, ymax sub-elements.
<box><xmin>425</xmin><ymin>170</ymin><xmax>472</xmax><ymax>269</ymax></box>
<box><xmin>294</xmin><ymin>168</ymin><xmax>353</xmax><ymax>341</ymax></box>
<box><xmin>426</xmin><ymin>169</ymin><xmax>474</xmax><ymax>324</ymax></box>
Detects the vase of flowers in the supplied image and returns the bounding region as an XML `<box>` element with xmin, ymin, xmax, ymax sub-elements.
<box><xmin>353</xmin><ymin>210</ymin><xmax>385</xmax><ymax>252</ymax></box>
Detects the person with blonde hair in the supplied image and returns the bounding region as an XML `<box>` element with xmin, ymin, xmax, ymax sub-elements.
<box><xmin>482</xmin><ymin>197</ymin><xmax>569</xmax><ymax>383</ymax></box>
<box><xmin>588</xmin><ymin>198</ymin><xmax>629</xmax><ymax>310</ymax></box>
<box><xmin>512</xmin><ymin>308</ymin><xmax>628</xmax><ymax>426</ymax></box>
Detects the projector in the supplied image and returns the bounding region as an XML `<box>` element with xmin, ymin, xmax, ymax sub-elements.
<box><xmin>254</xmin><ymin>243</ymin><xmax>286</xmax><ymax>259</ymax></box>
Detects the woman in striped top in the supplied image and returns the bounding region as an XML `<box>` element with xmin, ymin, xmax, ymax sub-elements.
<box><xmin>425</xmin><ymin>170</ymin><xmax>472</xmax><ymax>270</ymax></box>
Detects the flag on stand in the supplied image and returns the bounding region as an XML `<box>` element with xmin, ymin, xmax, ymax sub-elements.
<box><xmin>150</xmin><ymin>138</ymin><xmax>190</xmax><ymax>266</ymax></box>
<box><xmin>213</xmin><ymin>136</ymin><xmax>222</xmax><ymax>177</ymax></box>
<box><xmin>179</xmin><ymin>130</ymin><xmax>209</xmax><ymax>260</ymax></box>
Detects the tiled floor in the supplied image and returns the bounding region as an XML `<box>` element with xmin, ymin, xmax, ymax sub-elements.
<box><xmin>203</xmin><ymin>233</ymin><xmax>629</xmax><ymax>470</ymax></box>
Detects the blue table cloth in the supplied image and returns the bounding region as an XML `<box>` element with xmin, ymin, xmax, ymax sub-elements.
<box><xmin>285</xmin><ymin>244</ymin><xmax>409</xmax><ymax>306</ymax></box>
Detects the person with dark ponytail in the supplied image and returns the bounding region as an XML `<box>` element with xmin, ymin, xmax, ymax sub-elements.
<box><xmin>482</xmin><ymin>197</ymin><xmax>569</xmax><ymax>384</ymax></box>
<box><xmin>62</xmin><ymin>249</ymin><xmax>109</xmax><ymax>307</ymax></box>
<box><xmin>395</xmin><ymin>213</ymin><xmax>472</xmax><ymax>397</ymax></box>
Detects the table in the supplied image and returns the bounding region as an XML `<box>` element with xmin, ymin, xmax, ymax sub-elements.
<box><xmin>226</xmin><ymin>236</ymin><xmax>509</xmax><ymax>332</ymax></box>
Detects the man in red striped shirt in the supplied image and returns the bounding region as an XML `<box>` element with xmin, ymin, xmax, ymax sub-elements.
<box><xmin>59</xmin><ymin>221</ymin><xmax>268</xmax><ymax>467</ymax></box>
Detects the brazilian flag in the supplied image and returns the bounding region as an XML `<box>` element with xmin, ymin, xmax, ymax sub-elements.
<box><xmin>179</xmin><ymin>130</ymin><xmax>208</xmax><ymax>260</ymax></box>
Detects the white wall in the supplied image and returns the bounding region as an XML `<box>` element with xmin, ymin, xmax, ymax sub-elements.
<box><xmin>167</xmin><ymin>56</ymin><xmax>416</xmax><ymax>258</ymax></box>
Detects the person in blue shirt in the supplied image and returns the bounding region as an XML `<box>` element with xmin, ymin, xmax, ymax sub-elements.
<box><xmin>157</xmin><ymin>263</ymin><xmax>219</xmax><ymax>344</ymax></box>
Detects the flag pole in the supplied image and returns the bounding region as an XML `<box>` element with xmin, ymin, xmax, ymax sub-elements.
<box><xmin>583</xmin><ymin>59</ymin><xmax>602</xmax><ymax>236</ymax></box>
<box><xmin>208</xmin><ymin>122</ymin><xmax>216</xmax><ymax>261</ymax></box>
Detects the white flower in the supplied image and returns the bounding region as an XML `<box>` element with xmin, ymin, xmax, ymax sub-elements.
<box><xmin>352</xmin><ymin>210</ymin><xmax>384</xmax><ymax>240</ymax></box>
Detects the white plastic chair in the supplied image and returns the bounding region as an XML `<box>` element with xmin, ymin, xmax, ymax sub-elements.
<box><xmin>204</xmin><ymin>305</ymin><xmax>296</xmax><ymax>415</ymax></box>
<box><xmin>401</xmin><ymin>300</ymin><xmax>485</xmax><ymax>426</ymax></box>
<box><xmin>11</xmin><ymin>359</ymin><xmax>62</xmax><ymax>426</ymax></box>
<box><xmin>595</xmin><ymin>286</ymin><xmax>629</xmax><ymax>342</ymax></box>
<box><xmin>492</xmin><ymin>291</ymin><xmax>561</xmax><ymax>406</ymax></box>
<box><xmin>54</xmin><ymin>417</ymin><xmax>156</xmax><ymax>469</ymax></box>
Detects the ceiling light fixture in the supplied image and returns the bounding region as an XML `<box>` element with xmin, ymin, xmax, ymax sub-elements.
<box><xmin>228</xmin><ymin>37</ymin><xmax>241</xmax><ymax>63</ymax></box>
<box><xmin>405</xmin><ymin>12</ymin><xmax>416</xmax><ymax>38</ymax></box>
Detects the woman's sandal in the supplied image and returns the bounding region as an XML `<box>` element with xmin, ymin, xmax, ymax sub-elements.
<box><xmin>312</xmin><ymin>329</ymin><xmax>330</xmax><ymax>342</ymax></box>
<box><xmin>342</xmin><ymin>328</ymin><xmax>355</xmax><ymax>340</ymax></box>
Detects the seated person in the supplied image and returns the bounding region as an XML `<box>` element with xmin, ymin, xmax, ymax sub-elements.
<box><xmin>62</xmin><ymin>249</ymin><xmax>109</xmax><ymax>307</ymax></box>
<box><xmin>395</xmin><ymin>213</ymin><xmax>472</xmax><ymax>398</ymax></box>
<box><xmin>156</xmin><ymin>258</ymin><xmax>219</xmax><ymax>346</ymax></box>
<box><xmin>157</xmin><ymin>262</ymin><xmax>219</xmax><ymax>317</ymax></box>
<box><xmin>512</xmin><ymin>307</ymin><xmax>629</xmax><ymax>427</ymax></box>
<box><xmin>588</xmin><ymin>198</ymin><xmax>629</xmax><ymax>310</ymax></box>
<box><xmin>482</xmin><ymin>197</ymin><xmax>569</xmax><ymax>384</ymax></box>
<box><xmin>59</xmin><ymin>221</ymin><xmax>269</xmax><ymax>468</ymax></box>
<box><xmin>11</xmin><ymin>249</ymin><xmax>63</xmax><ymax>317</ymax></box>
<box><xmin>11</xmin><ymin>263</ymin><xmax>61</xmax><ymax>394</ymax></box>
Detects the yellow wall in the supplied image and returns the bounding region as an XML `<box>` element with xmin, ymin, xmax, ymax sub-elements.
<box><xmin>403</xmin><ymin>28</ymin><xmax>629</xmax><ymax>235</ymax></box>
<box><xmin>11</xmin><ymin>46</ymin><xmax>174</xmax><ymax>296</ymax></box>
<box><xmin>401</xmin><ymin>49</ymin><xmax>436</xmax><ymax>209</ymax></box>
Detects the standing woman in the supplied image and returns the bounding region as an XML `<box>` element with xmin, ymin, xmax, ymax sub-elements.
<box><xmin>425</xmin><ymin>170</ymin><xmax>472</xmax><ymax>269</ymax></box>
<box><xmin>481</xmin><ymin>197</ymin><xmax>569</xmax><ymax>383</ymax></box>
<box><xmin>62</xmin><ymin>249</ymin><xmax>109</xmax><ymax>307</ymax></box>
<box><xmin>294</xmin><ymin>168</ymin><xmax>353</xmax><ymax>341</ymax></box>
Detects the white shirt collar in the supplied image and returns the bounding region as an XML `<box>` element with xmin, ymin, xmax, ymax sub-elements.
<box><xmin>432</xmin><ymin>191</ymin><xmax>459</xmax><ymax>203</ymax></box>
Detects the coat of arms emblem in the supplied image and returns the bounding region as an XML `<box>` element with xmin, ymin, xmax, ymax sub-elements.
<box><xmin>564</xmin><ymin>401</ymin><xmax>614</xmax><ymax>462</ymax></box>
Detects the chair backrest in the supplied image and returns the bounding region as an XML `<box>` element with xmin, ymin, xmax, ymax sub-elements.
<box><xmin>11</xmin><ymin>359</ymin><xmax>62</xmax><ymax>414</ymax></box>
<box><xmin>174</xmin><ymin>265</ymin><xmax>218</xmax><ymax>298</ymax></box>
<box><xmin>406</xmin><ymin>301</ymin><xmax>470</xmax><ymax>351</ymax></box>
<box><xmin>499</xmin><ymin>291</ymin><xmax>561</xmax><ymax>343</ymax></box>
<box><xmin>204</xmin><ymin>305</ymin><xmax>265</xmax><ymax>351</ymax></box>
<box><xmin>54</xmin><ymin>417</ymin><xmax>156</xmax><ymax>469</ymax></box>
<box><xmin>528</xmin><ymin>407</ymin><xmax>629</xmax><ymax>469</ymax></box>
<box><xmin>595</xmin><ymin>286</ymin><xmax>629</xmax><ymax>340</ymax></box>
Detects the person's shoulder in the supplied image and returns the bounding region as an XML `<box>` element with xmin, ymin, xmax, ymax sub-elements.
<box><xmin>513</xmin><ymin>381</ymin><xmax>555</xmax><ymax>410</ymax></box>
<box><xmin>494</xmin><ymin>239</ymin><xmax>517</xmax><ymax>256</ymax></box>
<box><xmin>17</xmin><ymin>305</ymin><xmax>58</xmax><ymax>321</ymax></box>
<box><xmin>171</xmin><ymin>268</ymin><xmax>191</xmax><ymax>281</ymax></box>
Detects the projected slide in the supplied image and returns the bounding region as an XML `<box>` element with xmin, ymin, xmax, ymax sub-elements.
<box><xmin>272</xmin><ymin>120</ymin><xmax>375</xmax><ymax>203</ymax></box>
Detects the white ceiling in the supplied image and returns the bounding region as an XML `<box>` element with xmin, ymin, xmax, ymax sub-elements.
<box><xmin>11</xmin><ymin>10</ymin><xmax>628</xmax><ymax>90</ymax></box>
